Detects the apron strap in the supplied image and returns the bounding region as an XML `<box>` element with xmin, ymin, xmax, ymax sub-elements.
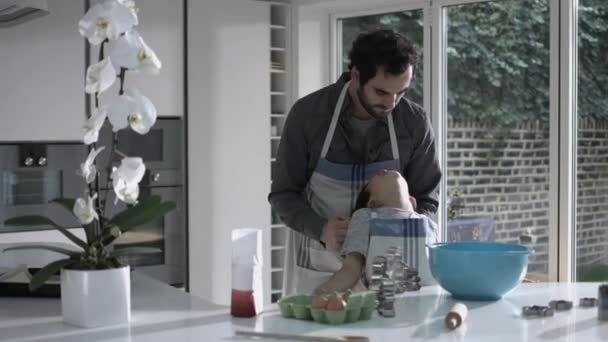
<box><xmin>387</xmin><ymin>112</ymin><xmax>399</xmax><ymax>160</ymax></box>
<box><xmin>321</xmin><ymin>82</ymin><xmax>350</xmax><ymax>159</ymax></box>
<box><xmin>321</xmin><ymin>81</ymin><xmax>400</xmax><ymax>162</ymax></box>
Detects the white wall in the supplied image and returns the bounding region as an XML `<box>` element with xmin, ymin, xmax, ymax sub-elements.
<box><xmin>187</xmin><ymin>0</ymin><xmax>271</xmax><ymax>305</ymax></box>
<box><xmin>127</xmin><ymin>0</ymin><xmax>184</xmax><ymax>117</ymax></box>
<box><xmin>0</xmin><ymin>0</ymin><xmax>85</xmax><ymax>141</ymax></box>
<box><xmin>89</xmin><ymin>0</ymin><xmax>185</xmax><ymax>117</ymax></box>
<box><xmin>296</xmin><ymin>0</ymin><xmax>426</xmax><ymax>98</ymax></box>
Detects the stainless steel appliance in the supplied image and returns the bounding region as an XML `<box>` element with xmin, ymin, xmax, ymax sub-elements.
<box><xmin>0</xmin><ymin>143</ymin><xmax>87</xmax><ymax>233</ymax></box>
<box><xmin>97</xmin><ymin>118</ymin><xmax>186</xmax><ymax>286</ymax></box>
<box><xmin>0</xmin><ymin>118</ymin><xmax>186</xmax><ymax>288</ymax></box>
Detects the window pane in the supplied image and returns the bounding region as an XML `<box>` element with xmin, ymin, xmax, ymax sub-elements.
<box><xmin>445</xmin><ymin>0</ymin><xmax>551</xmax><ymax>280</ymax></box>
<box><xmin>576</xmin><ymin>0</ymin><xmax>608</xmax><ymax>282</ymax></box>
<box><xmin>339</xmin><ymin>10</ymin><xmax>424</xmax><ymax>105</ymax></box>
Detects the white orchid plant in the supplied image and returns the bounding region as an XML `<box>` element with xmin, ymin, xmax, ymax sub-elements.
<box><xmin>3</xmin><ymin>0</ymin><xmax>175</xmax><ymax>291</ymax></box>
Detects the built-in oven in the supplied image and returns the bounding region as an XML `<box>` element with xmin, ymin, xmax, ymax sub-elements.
<box><xmin>0</xmin><ymin>143</ymin><xmax>87</xmax><ymax>234</ymax></box>
<box><xmin>97</xmin><ymin>118</ymin><xmax>186</xmax><ymax>287</ymax></box>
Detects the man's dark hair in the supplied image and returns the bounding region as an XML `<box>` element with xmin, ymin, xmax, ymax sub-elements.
<box><xmin>347</xmin><ymin>29</ymin><xmax>417</xmax><ymax>86</ymax></box>
<box><xmin>353</xmin><ymin>183</ymin><xmax>371</xmax><ymax>215</ymax></box>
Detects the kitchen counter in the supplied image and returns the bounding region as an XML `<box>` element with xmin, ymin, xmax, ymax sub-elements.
<box><xmin>0</xmin><ymin>274</ymin><xmax>607</xmax><ymax>342</ymax></box>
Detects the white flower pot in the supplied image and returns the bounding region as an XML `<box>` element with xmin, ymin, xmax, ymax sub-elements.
<box><xmin>60</xmin><ymin>266</ymin><xmax>131</xmax><ymax>328</ymax></box>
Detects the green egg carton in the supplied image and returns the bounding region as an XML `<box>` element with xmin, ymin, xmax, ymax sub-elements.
<box><xmin>278</xmin><ymin>291</ymin><xmax>377</xmax><ymax>325</ymax></box>
<box><xmin>278</xmin><ymin>294</ymin><xmax>314</xmax><ymax>319</ymax></box>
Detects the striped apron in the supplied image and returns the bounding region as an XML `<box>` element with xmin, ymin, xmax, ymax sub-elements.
<box><xmin>282</xmin><ymin>81</ymin><xmax>401</xmax><ymax>294</ymax></box>
<box><xmin>367</xmin><ymin>212</ymin><xmax>437</xmax><ymax>286</ymax></box>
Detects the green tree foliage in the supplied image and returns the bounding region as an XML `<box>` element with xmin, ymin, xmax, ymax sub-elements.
<box><xmin>341</xmin><ymin>0</ymin><xmax>608</xmax><ymax>126</ymax></box>
<box><xmin>578</xmin><ymin>0</ymin><xmax>608</xmax><ymax>120</ymax></box>
<box><xmin>446</xmin><ymin>1</ymin><xmax>550</xmax><ymax>127</ymax></box>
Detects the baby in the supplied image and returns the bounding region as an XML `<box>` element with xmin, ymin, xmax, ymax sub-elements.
<box><xmin>315</xmin><ymin>169</ymin><xmax>437</xmax><ymax>294</ymax></box>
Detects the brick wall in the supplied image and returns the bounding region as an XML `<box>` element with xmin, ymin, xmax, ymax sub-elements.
<box><xmin>576</xmin><ymin>119</ymin><xmax>608</xmax><ymax>266</ymax></box>
<box><xmin>447</xmin><ymin>119</ymin><xmax>608</xmax><ymax>273</ymax></box>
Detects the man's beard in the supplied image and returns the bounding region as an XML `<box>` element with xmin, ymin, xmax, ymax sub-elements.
<box><xmin>357</xmin><ymin>87</ymin><xmax>389</xmax><ymax>120</ymax></box>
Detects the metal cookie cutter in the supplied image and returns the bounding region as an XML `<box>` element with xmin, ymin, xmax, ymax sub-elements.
<box><xmin>402</xmin><ymin>282</ymin><xmax>421</xmax><ymax>291</ymax></box>
<box><xmin>370</xmin><ymin>247</ymin><xmax>424</xmax><ymax>318</ymax></box>
<box><xmin>522</xmin><ymin>305</ymin><xmax>554</xmax><ymax>317</ymax></box>
<box><xmin>369</xmin><ymin>255</ymin><xmax>388</xmax><ymax>292</ymax></box>
<box><xmin>385</xmin><ymin>246</ymin><xmax>401</xmax><ymax>265</ymax></box>
<box><xmin>549</xmin><ymin>300</ymin><xmax>573</xmax><ymax>311</ymax></box>
<box><xmin>579</xmin><ymin>297</ymin><xmax>597</xmax><ymax>308</ymax></box>
<box><xmin>370</xmin><ymin>247</ymin><xmax>418</xmax><ymax>318</ymax></box>
<box><xmin>378</xmin><ymin>307</ymin><xmax>396</xmax><ymax>317</ymax></box>
<box><xmin>372</xmin><ymin>256</ymin><xmax>387</xmax><ymax>272</ymax></box>
<box><xmin>377</xmin><ymin>277</ymin><xmax>396</xmax><ymax>318</ymax></box>
<box><xmin>385</xmin><ymin>259</ymin><xmax>421</xmax><ymax>294</ymax></box>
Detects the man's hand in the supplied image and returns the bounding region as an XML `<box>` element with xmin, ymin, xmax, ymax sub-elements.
<box><xmin>320</xmin><ymin>216</ymin><xmax>349</xmax><ymax>251</ymax></box>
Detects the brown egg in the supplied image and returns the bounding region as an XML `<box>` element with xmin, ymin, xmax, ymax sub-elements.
<box><xmin>326</xmin><ymin>294</ymin><xmax>347</xmax><ymax>311</ymax></box>
<box><xmin>312</xmin><ymin>294</ymin><xmax>329</xmax><ymax>309</ymax></box>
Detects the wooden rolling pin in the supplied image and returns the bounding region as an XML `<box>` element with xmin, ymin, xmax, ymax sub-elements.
<box><xmin>445</xmin><ymin>303</ymin><xmax>468</xmax><ymax>329</ymax></box>
<box><xmin>235</xmin><ymin>330</ymin><xmax>369</xmax><ymax>342</ymax></box>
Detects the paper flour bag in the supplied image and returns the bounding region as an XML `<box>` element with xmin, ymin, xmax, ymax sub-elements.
<box><xmin>231</xmin><ymin>228</ymin><xmax>263</xmax><ymax>317</ymax></box>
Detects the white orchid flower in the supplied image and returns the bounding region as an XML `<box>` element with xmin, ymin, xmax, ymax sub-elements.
<box><xmin>111</xmin><ymin>157</ymin><xmax>146</xmax><ymax>204</ymax></box>
<box><xmin>85</xmin><ymin>57</ymin><xmax>116</xmax><ymax>94</ymax></box>
<box><xmin>112</xmin><ymin>176</ymin><xmax>140</xmax><ymax>205</ymax></box>
<box><xmin>73</xmin><ymin>193</ymin><xmax>99</xmax><ymax>225</ymax></box>
<box><xmin>109</xmin><ymin>30</ymin><xmax>161</xmax><ymax>74</ymax></box>
<box><xmin>115</xmin><ymin>157</ymin><xmax>146</xmax><ymax>184</ymax></box>
<box><xmin>118</xmin><ymin>0</ymin><xmax>139</xmax><ymax>24</ymax></box>
<box><xmin>78</xmin><ymin>0</ymin><xmax>138</xmax><ymax>45</ymax></box>
<box><xmin>106</xmin><ymin>95</ymin><xmax>133</xmax><ymax>132</ymax></box>
<box><xmin>125</xmin><ymin>89</ymin><xmax>157</xmax><ymax>134</ymax></box>
<box><xmin>77</xmin><ymin>146</ymin><xmax>105</xmax><ymax>184</ymax></box>
<box><xmin>83</xmin><ymin>109</ymin><xmax>107</xmax><ymax>145</ymax></box>
<box><xmin>106</xmin><ymin>89</ymin><xmax>157</xmax><ymax>134</ymax></box>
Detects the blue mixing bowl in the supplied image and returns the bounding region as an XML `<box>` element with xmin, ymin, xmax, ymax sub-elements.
<box><xmin>429</xmin><ymin>242</ymin><xmax>530</xmax><ymax>301</ymax></box>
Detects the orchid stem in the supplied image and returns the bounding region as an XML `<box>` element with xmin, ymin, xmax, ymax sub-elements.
<box><xmin>99</xmin><ymin>39</ymin><xmax>107</xmax><ymax>61</ymax></box>
<box><xmin>101</xmin><ymin>132</ymin><xmax>120</xmax><ymax>222</ymax></box>
<box><xmin>101</xmin><ymin>69</ymin><xmax>128</xmax><ymax>221</ymax></box>
<box><xmin>90</xmin><ymin>39</ymin><xmax>109</xmax><ymax>239</ymax></box>
<box><xmin>118</xmin><ymin>68</ymin><xmax>127</xmax><ymax>95</ymax></box>
<box><xmin>94</xmin><ymin>39</ymin><xmax>107</xmax><ymax>110</ymax></box>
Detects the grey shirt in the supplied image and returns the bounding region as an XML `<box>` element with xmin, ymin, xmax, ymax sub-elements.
<box><xmin>349</xmin><ymin>115</ymin><xmax>376</xmax><ymax>137</ymax></box>
<box><xmin>268</xmin><ymin>73</ymin><xmax>442</xmax><ymax>241</ymax></box>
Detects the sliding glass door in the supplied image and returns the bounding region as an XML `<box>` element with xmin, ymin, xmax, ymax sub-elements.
<box><xmin>441</xmin><ymin>0</ymin><xmax>552</xmax><ymax>280</ymax></box>
<box><xmin>333</xmin><ymin>0</ymin><xmax>603</xmax><ymax>281</ymax></box>
<box><xmin>575</xmin><ymin>0</ymin><xmax>608</xmax><ymax>282</ymax></box>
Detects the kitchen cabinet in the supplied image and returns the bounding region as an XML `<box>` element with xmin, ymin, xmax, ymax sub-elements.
<box><xmin>0</xmin><ymin>0</ymin><xmax>85</xmax><ymax>142</ymax></box>
<box><xmin>89</xmin><ymin>0</ymin><xmax>185</xmax><ymax>117</ymax></box>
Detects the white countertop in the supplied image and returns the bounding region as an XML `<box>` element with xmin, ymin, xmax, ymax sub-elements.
<box><xmin>1</xmin><ymin>275</ymin><xmax>607</xmax><ymax>342</ymax></box>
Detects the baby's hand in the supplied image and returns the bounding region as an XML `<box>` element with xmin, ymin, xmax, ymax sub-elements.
<box><xmin>311</xmin><ymin>293</ymin><xmax>329</xmax><ymax>309</ymax></box>
<box><xmin>311</xmin><ymin>292</ymin><xmax>349</xmax><ymax>310</ymax></box>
